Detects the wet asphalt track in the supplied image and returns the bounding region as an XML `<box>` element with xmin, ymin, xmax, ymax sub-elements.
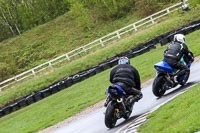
<box><xmin>52</xmin><ymin>60</ymin><xmax>200</xmax><ymax>133</ymax></box>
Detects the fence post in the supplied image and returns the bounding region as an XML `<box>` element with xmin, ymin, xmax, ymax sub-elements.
<box><xmin>48</xmin><ymin>62</ymin><xmax>54</xmax><ymax>70</ymax></box>
<box><xmin>65</xmin><ymin>54</ymin><xmax>70</xmax><ymax>61</ymax></box>
<box><xmin>14</xmin><ymin>76</ymin><xmax>18</xmax><ymax>81</ymax></box>
<box><xmin>166</xmin><ymin>8</ymin><xmax>170</xmax><ymax>13</ymax></box>
<box><xmin>99</xmin><ymin>39</ymin><xmax>105</xmax><ymax>47</ymax></box>
<box><xmin>116</xmin><ymin>31</ymin><xmax>121</xmax><ymax>39</ymax></box>
<box><xmin>150</xmin><ymin>16</ymin><xmax>155</xmax><ymax>24</ymax></box>
<box><xmin>32</xmin><ymin>69</ymin><xmax>36</xmax><ymax>76</ymax></box>
<box><xmin>133</xmin><ymin>24</ymin><xmax>137</xmax><ymax>31</ymax></box>
<box><xmin>82</xmin><ymin>47</ymin><xmax>87</xmax><ymax>53</ymax></box>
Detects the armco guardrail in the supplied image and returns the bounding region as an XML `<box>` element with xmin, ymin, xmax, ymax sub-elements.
<box><xmin>0</xmin><ymin>19</ymin><xmax>199</xmax><ymax>118</ymax></box>
<box><xmin>0</xmin><ymin>2</ymin><xmax>186</xmax><ymax>90</ymax></box>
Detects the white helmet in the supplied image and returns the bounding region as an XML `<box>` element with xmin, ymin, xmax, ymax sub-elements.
<box><xmin>173</xmin><ymin>34</ymin><xmax>185</xmax><ymax>43</ymax></box>
<box><xmin>118</xmin><ymin>56</ymin><xmax>130</xmax><ymax>64</ymax></box>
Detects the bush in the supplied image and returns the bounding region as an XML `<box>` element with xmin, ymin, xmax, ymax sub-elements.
<box><xmin>0</xmin><ymin>62</ymin><xmax>17</xmax><ymax>81</ymax></box>
<box><xmin>135</xmin><ymin>0</ymin><xmax>179</xmax><ymax>16</ymax></box>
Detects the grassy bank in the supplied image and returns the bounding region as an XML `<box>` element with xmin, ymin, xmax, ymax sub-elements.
<box><xmin>0</xmin><ymin>28</ymin><xmax>200</xmax><ymax>133</ymax></box>
<box><xmin>0</xmin><ymin>3</ymin><xmax>142</xmax><ymax>81</ymax></box>
<box><xmin>1</xmin><ymin>7</ymin><xmax>200</xmax><ymax>108</ymax></box>
<box><xmin>1</xmin><ymin>1</ymin><xmax>183</xmax><ymax>82</ymax></box>
<box><xmin>139</xmin><ymin>83</ymin><xmax>200</xmax><ymax>133</ymax></box>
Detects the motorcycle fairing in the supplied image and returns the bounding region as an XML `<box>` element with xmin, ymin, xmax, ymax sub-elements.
<box><xmin>154</xmin><ymin>61</ymin><xmax>173</xmax><ymax>73</ymax></box>
<box><xmin>107</xmin><ymin>84</ymin><xmax>126</xmax><ymax>97</ymax></box>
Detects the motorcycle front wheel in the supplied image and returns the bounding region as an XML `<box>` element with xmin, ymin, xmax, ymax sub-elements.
<box><xmin>105</xmin><ymin>102</ymin><xmax>118</xmax><ymax>128</ymax></box>
<box><xmin>152</xmin><ymin>76</ymin><xmax>166</xmax><ymax>97</ymax></box>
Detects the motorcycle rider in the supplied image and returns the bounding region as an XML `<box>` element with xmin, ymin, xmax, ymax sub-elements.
<box><xmin>163</xmin><ymin>34</ymin><xmax>194</xmax><ymax>82</ymax></box>
<box><xmin>104</xmin><ymin>56</ymin><xmax>143</xmax><ymax>107</ymax></box>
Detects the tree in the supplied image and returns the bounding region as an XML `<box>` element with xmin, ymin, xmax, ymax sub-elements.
<box><xmin>0</xmin><ymin>0</ymin><xmax>70</xmax><ymax>42</ymax></box>
<box><xmin>68</xmin><ymin>1</ymin><xmax>93</xmax><ymax>30</ymax></box>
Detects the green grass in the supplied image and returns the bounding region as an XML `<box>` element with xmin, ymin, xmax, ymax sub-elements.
<box><xmin>0</xmin><ymin>7</ymin><xmax>141</xmax><ymax>81</ymax></box>
<box><xmin>0</xmin><ymin>29</ymin><xmax>200</xmax><ymax>133</ymax></box>
<box><xmin>0</xmin><ymin>2</ymin><xmax>199</xmax><ymax>133</ymax></box>
<box><xmin>139</xmin><ymin>83</ymin><xmax>200</xmax><ymax>133</ymax></box>
<box><xmin>1</xmin><ymin>7</ymin><xmax>200</xmax><ymax>108</ymax></box>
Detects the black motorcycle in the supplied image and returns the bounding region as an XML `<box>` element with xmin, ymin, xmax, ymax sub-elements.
<box><xmin>104</xmin><ymin>84</ymin><xmax>134</xmax><ymax>128</ymax></box>
<box><xmin>152</xmin><ymin>57</ymin><xmax>192</xmax><ymax>97</ymax></box>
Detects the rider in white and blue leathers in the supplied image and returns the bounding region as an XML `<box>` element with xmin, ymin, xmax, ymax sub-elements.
<box><xmin>163</xmin><ymin>34</ymin><xmax>194</xmax><ymax>78</ymax></box>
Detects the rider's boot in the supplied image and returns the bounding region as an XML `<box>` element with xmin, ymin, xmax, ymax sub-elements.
<box><xmin>132</xmin><ymin>92</ymin><xmax>143</xmax><ymax>102</ymax></box>
<box><xmin>126</xmin><ymin>96</ymin><xmax>134</xmax><ymax>112</ymax></box>
<box><xmin>125</xmin><ymin>93</ymin><xmax>143</xmax><ymax>112</ymax></box>
<box><xmin>176</xmin><ymin>68</ymin><xmax>190</xmax><ymax>84</ymax></box>
<box><xmin>127</xmin><ymin>91</ymin><xmax>143</xmax><ymax>105</ymax></box>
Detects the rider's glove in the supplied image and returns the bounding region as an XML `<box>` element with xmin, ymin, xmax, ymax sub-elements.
<box><xmin>188</xmin><ymin>52</ymin><xmax>194</xmax><ymax>62</ymax></box>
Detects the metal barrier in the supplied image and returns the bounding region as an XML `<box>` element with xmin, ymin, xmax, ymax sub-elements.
<box><xmin>0</xmin><ymin>2</ymin><xmax>185</xmax><ymax>90</ymax></box>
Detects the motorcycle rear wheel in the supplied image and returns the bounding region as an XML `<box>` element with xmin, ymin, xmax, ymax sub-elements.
<box><xmin>152</xmin><ymin>76</ymin><xmax>166</xmax><ymax>97</ymax></box>
<box><xmin>105</xmin><ymin>102</ymin><xmax>118</xmax><ymax>128</ymax></box>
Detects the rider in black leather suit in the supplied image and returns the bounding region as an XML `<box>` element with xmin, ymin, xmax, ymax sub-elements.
<box><xmin>104</xmin><ymin>56</ymin><xmax>143</xmax><ymax>107</ymax></box>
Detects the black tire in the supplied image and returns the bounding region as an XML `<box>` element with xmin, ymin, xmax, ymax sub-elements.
<box><xmin>152</xmin><ymin>76</ymin><xmax>166</xmax><ymax>97</ymax></box>
<box><xmin>105</xmin><ymin>102</ymin><xmax>118</xmax><ymax>128</ymax></box>
<box><xmin>179</xmin><ymin>70</ymin><xmax>190</xmax><ymax>86</ymax></box>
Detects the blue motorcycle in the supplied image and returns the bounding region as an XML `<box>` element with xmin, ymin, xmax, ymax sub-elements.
<box><xmin>104</xmin><ymin>84</ymin><xmax>134</xmax><ymax>128</ymax></box>
<box><xmin>152</xmin><ymin>58</ymin><xmax>191</xmax><ymax>97</ymax></box>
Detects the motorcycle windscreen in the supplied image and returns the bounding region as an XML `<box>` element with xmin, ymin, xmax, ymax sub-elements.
<box><xmin>154</xmin><ymin>61</ymin><xmax>173</xmax><ymax>73</ymax></box>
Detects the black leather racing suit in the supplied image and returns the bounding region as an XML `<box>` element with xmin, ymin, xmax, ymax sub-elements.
<box><xmin>110</xmin><ymin>64</ymin><xmax>141</xmax><ymax>96</ymax></box>
<box><xmin>164</xmin><ymin>41</ymin><xmax>194</xmax><ymax>75</ymax></box>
